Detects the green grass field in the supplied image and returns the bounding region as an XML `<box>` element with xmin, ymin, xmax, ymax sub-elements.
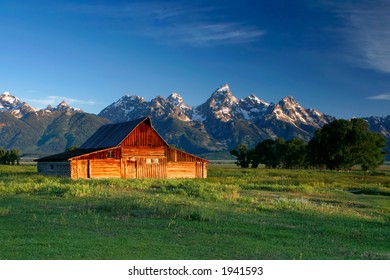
<box><xmin>0</xmin><ymin>165</ymin><xmax>389</xmax><ymax>259</ymax></box>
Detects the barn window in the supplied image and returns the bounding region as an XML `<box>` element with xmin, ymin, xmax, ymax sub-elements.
<box><xmin>152</xmin><ymin>158</ymin><xmax>159</xmax><ymax>164</ymax></box>
<box><xmin>146</xmin><ymin>158</ymin><xmax>152</xmax><ymax>164</ymax></box>
<box><xmin>50</xmin><ymin>165</ymin><xmax>54</xmax><ymax>170</ymax></box>
<box><xmin>108</xmin><ymin>151</ymin><xmax>114</xmax><ymax>158</ymax></box>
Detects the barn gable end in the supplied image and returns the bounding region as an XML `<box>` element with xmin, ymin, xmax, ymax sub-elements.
<box><xmin>36</xmin><ymin>117</ymin><xmax>208</xmax><ymax>179</ymax></box>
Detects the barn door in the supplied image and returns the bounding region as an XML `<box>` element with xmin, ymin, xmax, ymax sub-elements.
<box><xmin>136</xmin><ymin>157</ymin><xmax>167</xmax><ymax>179</ymax></box>
<box><xmin>77</xmin><ymin>160</ymin><xmax>90</xmax><ymax>179</ymax></box>
<box><xmin>126</xmin><ymin>160</ymin><xmax>136</xmax><ymax>179</ymax></box>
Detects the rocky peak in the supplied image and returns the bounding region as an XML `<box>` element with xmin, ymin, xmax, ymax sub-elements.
<box><xmin>0</xmin><ymin>91</ymin><xmax>39</xmax><ymax>118</ymax></box>
<box><xmin>166</xmin><ymin>92</ymin><xmax>192</xmax><ymax>115</ymax></box>
<box><xmin>150</xmin><ymin>96</ymin><xmax>167</xmax><ymax>108</ymax></box>
<box><xmin>265</xmin><ymin>96</ymin><xmax>334</xmax><ymax>128</ymax></box>
<box><xmin>278</xmin><ymin>96</ymin><xmax>301</xmax><ymax>109</ymax></box>
<box><xmin>46</xmin><ymin>101</ymin><xmax>82</xmax><ymax>113</ymax></box>
<box><xmin>55</xmin><ymin>101</ymin><xmax>67</xmax><ymax>111</ymax></box>
<box><xmin>0</xmin><ymin>91</ymin><xmax>22</xmax><ymax>110</ymax></box>
<box><xmin>209</xmin><ymin>84</ymin><xmax>238</xmax><ymax>106</ymax></box>
<box><xmin>238</xmin><ymin>94</ymin><xmax>269</xmax><ymax>119</ymax></box>
<box><xmin>123</xmin><ymin>95</ymin><xmax>146</xmax><ymax>103</ymax></box>
<box><xmin>57</xmin><ymin>101</ymin><xmax>69</xmax><ymax>109</ymax></box>
<box><xmin>167</xmin><ymin>92</ymin><xmax>184</xmax><ymax>106</ymax></box>
<box><xmin>216</xmin><ymin>84</ymin><xmax>231</xmax><ymax>93</ymax></box>
<box><xmin>240</xmin><ymin>94</ymin><xmax>269</xmax><ymax>107</ymax></box>
<box><xmin>194</xmin><ymin>84</ymin><xmax>241</xmax><ymax>123</ymax></box>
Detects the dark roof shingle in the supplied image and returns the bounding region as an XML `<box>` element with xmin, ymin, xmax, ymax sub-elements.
<box><xmin>35</xmin><ymin>148</ymin><xmax>104</xmax><ymax>162</ymax></box>
<box><xmin>79</xmin><ymin>117</ymin><xmax>150</xmax><ymax>149</ymax></box>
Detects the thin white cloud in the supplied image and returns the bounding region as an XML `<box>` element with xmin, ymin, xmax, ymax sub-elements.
<box><xmin>334</xmin><ymin>1</ymin><xmax>390</xmax><ymax>73</ymax></box>
<box><xmin>47</xmin><ymin>96</ymin><xmax>96</xmax><ymax>105</ymax></box>
<box><xmin>161</xmin><ymin>22</ymin><xmax>265</xmax><ymax>46</ymax></box>
<box><xmin>367</xmin><ymin>93</ymin><xmax>390</xmax><ymax>100</ymax></box>
<box><xmin>67</xmin><ymin>2</ymin><xmax>265</xmax><ymax>46</ymax></box>
<box><xmin>26</xmin><ymin>96</ymin><xmax>96</xmax><ymax>107</ymax></box>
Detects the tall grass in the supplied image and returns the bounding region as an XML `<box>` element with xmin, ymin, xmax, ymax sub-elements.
<box><xmin>0</xmin><ymin>165</ymin><xmax>389</xmax><ymax>259</ymax></box>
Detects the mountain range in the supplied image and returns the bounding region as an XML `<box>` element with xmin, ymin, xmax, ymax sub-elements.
<box><xmin>1</xmin><ymin>85</ymin><xmax>389</xmax><ymax>160</ymax></box>
<box><xmin>0</xmin><ymin>92</ymin><xmax>110</xmax><ymax>156</ymax></box>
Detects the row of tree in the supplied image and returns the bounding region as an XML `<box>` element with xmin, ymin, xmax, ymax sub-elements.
<box><xmin>230</xmin><ymin>119</ymin><xmax>387</xmax><ymax>171</ymax></box>
<box><xmin>0</xmin><ymin>149</ymin><xmax>22</xmax><ymax>165</ymax></box>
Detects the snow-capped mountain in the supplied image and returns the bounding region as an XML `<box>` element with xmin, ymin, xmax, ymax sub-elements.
<box><xmin>365</xmin><ymin>116</ymin><xmax>390</xmax><ymax>157</ymax></box>
<box><xmin>0</xmin><ymin>92</ymin><xmax>38</xmax><ymax>118</ymax></box>
<box><xmin>365</xmin><ymin>115</ymin><xmax>390</xmax><ymax>138</ymax></box>
<box><xmin>0</xmin><ymin>92</ymin><xmax>107</xmax><ymax>155</ymax></box>
<box><xmin>0</xmin><ymin>92</ymin><xmax>82</xmax><ymax>118</ymax></box>
<box><xmin>0</xmin><ymin>87</ymin><xmax>388</xmax><ymax>158</ymax></box>
<box><xmin>99</xmin><ymin>84</ymin><xmax>269</xmax><ymax>123</ymax></box>
<box><xmin>98</xmin><ymin>84</ymin><xmax>335</xmax><ymax>153</ymax></box>
<box><xmin>262</xmin><ymin>96</ymin><xmax>333</xmax><ymax>129</ymax></box>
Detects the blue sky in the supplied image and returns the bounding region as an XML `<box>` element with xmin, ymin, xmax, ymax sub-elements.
<box><xmin>1</xmin><ymin>0</ymin><xmax>389</xmax><ymax>118</ymax></box>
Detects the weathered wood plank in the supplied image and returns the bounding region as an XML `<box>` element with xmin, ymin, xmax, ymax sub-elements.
<box><xmin>122</xmin><ymin>123</ymin><xmax>166</xmax><ymax>147</ymax></box>
<box><xmin>89</xmin><ymin>159</ymin><xmax>121</xmax><ymax>178</ymax></box>
<box><xmin>122</xmin><ymin>147</ymin><xmax>165</xmax><ymax>157</ymax></box>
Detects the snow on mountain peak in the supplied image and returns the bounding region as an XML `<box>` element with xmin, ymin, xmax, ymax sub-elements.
<box><xmin>167</xmin><ymin>92</ymin><xmax>184</xmax><ymax>105</ymax></box>
<box><xmin>211</xmin><ymin>84</ymin><xmax>238</xmax><ymax>107</ymax></box>
<box><xmin>242</xmin><ymin>94</ymin><xmax>269</xmax><ymax>106</ymax></box>
<box><xmin>216</xmin><ymin>84</ymin><xmax>230</xmax><ymax>93</ymax></box>
<box><xmin>55</xmin><ymin>101</ymin><xmax>82</xmax><ymax>112</ymax></box>
<box><xmin>58</xmin><ymin>100</ymin><xmax>68</xmax><ymax>106</ymax></box>
<box><xmin>167</xmin><ymin>92</ymin><xmax>192</xmax><ymax>113</ymax></box>
<box><xmin>281</xmin><ymin>96</ymin><xmax>299</xmax><ymax>105</ymax></box>
<box><xmin>0</xmin><ymin>92</ymin><xmax>40</xmax><ymax>118</ymax></box>
<box><xmin>1</xmin><ymin>91</ymin><xmax>21</xmax><ymax>107</ymax></box>
<box><xmin>124</xmin><ymin>95</ymin><xmax>146</xmax><ymax>101</ymax></box>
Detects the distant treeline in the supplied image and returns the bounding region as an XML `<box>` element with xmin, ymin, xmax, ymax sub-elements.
<box><xmin>0</xmin><ymin>149</ymin><xmax>22</xmax><ymax>165</ymax></box>
<box><xmin>231</xmin><ymin>118</ymin><xmax>387</xmax><ymax>171</ymax></box>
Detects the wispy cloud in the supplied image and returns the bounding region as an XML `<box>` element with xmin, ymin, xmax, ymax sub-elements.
<box><xmin>157</xmin><ymin>22</ymin><xmax>265</xmax><ymax>46</ymax></box>
<box><xmin>333</xmin><ymin>1</ymin><xmax>390</xmax><ymax>73</ymax></box>
<box><xmin>367</xmin><ymin>93</ymin><xmax>390</xmax><ymax>100</ymax></box>
<box><xmin>26</xmin><ymin>96</ymin><xmax>96</xmax><ymax>107</ymax></box>
<box><xmin>67</xmin><ymin>2</ymin><xmax>265</xmax><ymax>46</ymax></box>
<box><xmin>48</xmin><ymin>96</ymin><xmax>96</xmax><ymax>105</ymax></box>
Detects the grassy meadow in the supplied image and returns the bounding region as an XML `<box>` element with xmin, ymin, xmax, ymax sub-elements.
<box><xmin>0</xmin><ymin>164</ymin><xmax>389</xmax><ymax>260</ymax></box>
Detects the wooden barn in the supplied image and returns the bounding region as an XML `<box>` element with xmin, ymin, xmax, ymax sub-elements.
<box><xmin>36</xmin><ymin>117</ymin><xmax>208</xmax><ymax>179</ymax></box>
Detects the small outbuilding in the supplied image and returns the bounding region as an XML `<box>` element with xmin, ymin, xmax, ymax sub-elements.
<box><xmin>36</xmin><ymin>117</ymin><xmax>208</xmax><ymax>179</ymax></box>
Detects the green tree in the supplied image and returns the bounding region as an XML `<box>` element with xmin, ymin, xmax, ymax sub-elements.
<box><xmin>253</xmin><ymin>138</ymin><xmax>285</xmax><ymax>168</ymax></box>
<box><xmin>282</xmin><ymin>139</ymin><xmax>308</xmax><ymax>169</ymax></box>
<box><xmin>0</xmin><ymin>149</ymin><xmax>21</xmax><ymax>165</ymax></box>
<box><xmin>9</xmin><ymin>150</ymin><xmax>21</xmax><ymax>165</ymax></box>
<box><xmin>0</xmin><ymin>148</ymin><xmax>6</xmax><ymax>165</ymax></box>
<box><xmin>348</xmin><ymin>119</ymin><xmax>386</xmax><ymax>170</ymax></box>
<box><xmin>230</xmin><ymin>144</ymin><xmax>253</xmax><ymax>168</ymax></box>
<box><xmin>65</xmin><ymin>146</ymin><xmax>79</xmax><ymax>152</ymax></box>
<box><xmin>308</xmin><ymin>119</ymin><xmax>386</xmax><ymax>170</ymax></box>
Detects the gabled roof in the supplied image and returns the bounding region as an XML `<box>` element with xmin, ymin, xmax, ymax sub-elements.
<box><xmin>36</xmin><ymin>116</ymin><xmax>207</xmax><ymax>163</ymax></box>
<box><xmin>79</xmin><ymin>116</ymin><xmax>167</xmax><ymax>149</ymax></box>
<box><xmin>35</xmin><ymin>148</ymin><xmax>105</xmax><ymax>162</ymax></box>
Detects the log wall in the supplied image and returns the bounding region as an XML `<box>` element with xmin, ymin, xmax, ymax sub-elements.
<box><xmin>89</xmin><ymin>159</ymin><xmax>121</xmax><ymax>178</ymax></box>
<box><xmin>136</xmin><ymin>157</ymin><xmax>167</xmax><ymax>179</ymax></box>
<box><xmin>166</xmin><ymin>162</ymin><xmax>207</xmax><ymax>178</ymax></box>
<box><xmin>45</xmin><ymin>121</ymin><xmax>207</xmax><ymax>179</ymax></box>
<box><xmin>37</xmin><ymin>162</ymin><xmax>71</xmax><ymax>177</ymax></box>
<box><xmin>66</xmin><ymin>149</ymin><xmax>208</xmax><ymax>179</ymax></box>
<box><xmin>122</xmin><ymin>122</ymin><xmax>166</xmax><ymax>147</ymax></box>
<box><xmin>70</xmin><ymin>159</ymin><xmax>121</xmax><ymax>179</ymax></box>
<box><xmin>122</xmin><ymin>147</ymin><xmax>165</xmax><ymax>158</ymax></box>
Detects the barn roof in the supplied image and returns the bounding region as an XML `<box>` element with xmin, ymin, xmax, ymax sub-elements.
<box><xmin>35</xmin><ymin>148</ymin><xmax>104</xmax><ymax>162</ymax></box>
<box><xmin>36</xmin><ymin>116</ymin><xmax>207</xmax><ymax>163</ymax></box>
<box><xmin>79</xmin><ymin>116</ymin><xmax>167</xmax><ymax>149</ymax></box>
